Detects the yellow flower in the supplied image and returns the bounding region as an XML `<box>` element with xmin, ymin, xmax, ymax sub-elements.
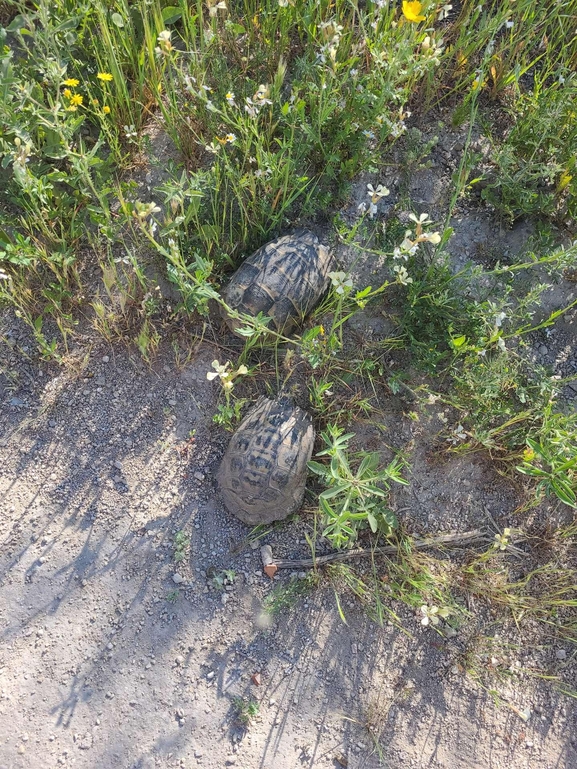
<box><xmin>92</xmin><ymin>98</ymin><xmax>99</xmax><ymax>106</ymax></box>
<box><xmin>523</xmin><ymin>447</ymin><xmax>536</xmax><ymax>462</ymax></box>
<box><xmin>66</xmin><ymin>105</ymin><xmax>78</xmax><ymax>112</ymax></box>
<box><xmin>70</xmin><ymin>93</ymin><xmax>83</xmax><ymax>106</ymax></box>
<box><xmin>97</xmin><ymin>72</ymin><xmax>114</xmax><ymax>82</ymax></box>
<box><xmin>63</xmin><ymin>78</ymin><xmax>79</xmax><ymax>87</ymax></box>
<box><xmin>558</xmin><ymin>170</ymin><xmax>573</xmax><ymax>192</ymax></box>
<box><xmin>63</xmin><ymin>88</ymin><xmax>72</xmax><ymax>99</ymax></box>
<box><xmin>402</xmin><ymin>1</ymin><xmax>426</xmax><ymax>22</ymax></box>
<box><xmin>103</xmin><ymin>105</ymin><xmax>111</xmax><ymax>114</ymax></box>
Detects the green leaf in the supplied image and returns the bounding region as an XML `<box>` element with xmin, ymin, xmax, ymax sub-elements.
<box><xmin>319</xmin><ymin>486</ymin><xmax>344</xmax><ymax>500</ymax></box>
<box><xmin>550</xmin><ymin>478</ymin><xmax>577</xmax><ymax>508</ymax></box>
<box><xmin>319</xmin><ymin>496</ymin><xmax>336</xmax><ymax>518</ymax></box>
<box><xmin>307</xmin><ymin>460</ymin><xmax>327</xmax><ymax>477</ymax></box>
<box><xmin>226</xmin><ymin>22</ymin><xmax>246</xmax><ymax>35</ymax></box>
<box><xmin>162</xmin><ymin>6</ymin><xmax>182</xmax><ymax>23</ymax></box>
<box><xmin>450</xmin><ymin>334</ymin><xmax>467</xmax><ymax>349</ymax></box>
<box><xmin>111</xmin><ymin>12</ymin><xmax>124</xmax><ymax>27</ymax></box>
<box><xmin>367</xmin><ymin>512</ymin><xmax>378</xmax><ymax>533</ymax></box>
<box><xmin>333</xmin><ymin>590</ymin><xmax>348</xmax><ymax>624</ymax></box>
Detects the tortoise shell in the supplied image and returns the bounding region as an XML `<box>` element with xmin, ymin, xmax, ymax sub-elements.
<box><xmin>222</xmin><ymin>229</ymin><xmax>333</xmax><ymax>334</ymax></box>
<box><xmin>217</xmin><ymin>397</ymin><xmax>314</xmax><ymax>525</ymax></box>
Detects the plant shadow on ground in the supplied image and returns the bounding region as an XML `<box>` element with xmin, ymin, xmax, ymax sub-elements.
<box><xmin>1</xmin><ymin>327</ymin><xmax>576</xmax><ymax>768</ymax></box>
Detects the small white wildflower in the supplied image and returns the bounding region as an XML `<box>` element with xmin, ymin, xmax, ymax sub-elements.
<box><xmin>494</xmin><ymin>527</ymin><xmax>511</xmax><ymax>550</ymax></box>
<box><xmin>123</xmin><ymin>124</ymin><xmax>137</xmax><ymax>141</ymax></box>
<box><xmin>225</xmin><ymin>91</ymin><xmax>236</xmax><ymax>106</ymax></box>
<box><xmin>393</xmin><ymin>265</ymin><xmax>413</xmax><ymax>285</ymax></box>
<box><xmin>357</xmin><ymin>201</ymin><xmax>368</xmax><ymax>214</ymax></box>
<box><xmin>0</xmin><ymin>267</ymin><xmax>9</xmax><ymax>281</ymax></box>
<box><xmin>422</xmin><ymin>231</ymin><xmax>442</xmax><ymax>244</ymax></box>
<box><xmin>155</xmin><ymin>29</ymin><xmax>173</xmax><ymax>56</ymax></box>
<box><xmin>409</xmin><ymin>212</ymin><xmax>432</xmax><ymax>225</ymax></box>
<box><xmin>206</xmin><ymin>360</ymin><xmax>230</xmax><ymax>381</ymax></box>
<box><xmin>390</xmin><ymin>122</ymin><xmax>406</xmax><ymax>138</ymax></box>
<box><xmin>497</xmin><ymin>337</ymin><xmax>507</xmax><ymax>352</ymax></box>
<box><xmin>437</xmin><ymin>4</ymin><xmax>452</xmax><ymax>21</ymax></box>
<box><xmin>494</xmin><ymin>311</ymin><xmax>507</xmax><ymax>328</ymax></box>
<box><xmin>448</xmin><ymin>424</ymin><xmax>467</xmax><ymax>444</ymax></box>
<box><xmin>420</xmin><ymin>605</ymin><xmax>449</xmax><ymax>627</ymax></box>
<box><xmin>207</xmin><ymin>0</ymin><xmax>227</xmax><ymax>17</ymax></box>
<box><xmin>328</xmin><ymin>271</ymin><xmax>353</xmax><ymax>295</ymax></box>
<box><xmin>368</xmin><ymin>202</ymin><xmax>378</xmax><ymax>219</ymax></box>
<box><xmin>205</xmin><ymin>141</ymin><xmax>220</xmax><ymax>154</ymax></box>
<box><xmin>225</xmin><ymin>133</ymin><xmax>236</xmax><ymax>143</ymax></box>
<box><xmin>505</xmin><ymin>19</ymin><xmax>514</xmax><ymax>28</ymax></box>
<box><xmin>367</xmin><ymin>183</ymin><xmax>390</xmax><ymax>203</ymax></box>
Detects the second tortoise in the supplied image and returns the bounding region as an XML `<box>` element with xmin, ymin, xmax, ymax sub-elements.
<box><xmin>222</xmin><ymin>229</ymin><xmax>333</xmax><ymax>335</ymax></box>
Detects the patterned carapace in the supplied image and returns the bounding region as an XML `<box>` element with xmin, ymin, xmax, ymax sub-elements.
<box><xmin>217</xmin><ymin>397</ymin><xmax>315</xmax><ymax>525</ymax></box>
<box><xmin>222</xmin><ymin>229</ymin><xmax>333</xmax><ymax>334</ymax></box>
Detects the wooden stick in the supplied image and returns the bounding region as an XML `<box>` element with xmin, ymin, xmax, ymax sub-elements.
<box><xmin>272</xmin><ymin>530</ymin><xmax>489</xmax><ymax>569</ymax></box>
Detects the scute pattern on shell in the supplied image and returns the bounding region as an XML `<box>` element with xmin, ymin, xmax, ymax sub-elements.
<box><xmin>217</xmin><ymin>397</ymin><xmax>315</xmax><ymax>525</ymax></box>
<box><xmin>222</xmin><ymin>229</ymin><xmax>333</xmax><ymax>334</ymax></box>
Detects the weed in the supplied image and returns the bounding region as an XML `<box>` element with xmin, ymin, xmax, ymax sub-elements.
<box><xmin>231</xmin><ymin>696</ymin><xmax>259</xmax><ymax>727</ymax></box>
<box><xmin>308</xmin><ymin>424</ymin><xmax>408</xmax><ymax>549</ymax></box>
<box><xmin>173</xmin><ymin>531</ymin><xmax>190</xmax><ymax>564</ymax></box>
<box><xmin>262</xmin><ymin>573</ymin><xmax>318</xmax><ymax>617</ymax></box>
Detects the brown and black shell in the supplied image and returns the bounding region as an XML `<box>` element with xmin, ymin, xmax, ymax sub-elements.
<box><xmin>222</xmin><ymin>229</ymin><xmax>333</xmax><ymax>334</ymax></box>
<box><xmin>216</xmin><ymin>397</ymin><xmax>315</xmax><ymax>526</ymax></box>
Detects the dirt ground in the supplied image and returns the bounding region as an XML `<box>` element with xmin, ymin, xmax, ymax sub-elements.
<box><xmin>1</xmin><ymin>119</ymin><xmax>577</xmax><ymax>769</ymax></box>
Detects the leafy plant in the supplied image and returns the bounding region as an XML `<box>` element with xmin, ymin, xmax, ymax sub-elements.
<box><xmin>308</xmin><ymin>424</ymin><xmax>408</xmax><ymax>549</ymax></box>
<box><xmin>231</xmin><ymin>696</ymin><xmax>259</xmax><ymax>727</ymax></box>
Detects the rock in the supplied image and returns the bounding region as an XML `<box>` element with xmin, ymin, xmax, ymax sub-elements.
<box><xmin>538</xmin><ymin>344</ymin><xmax>548</xmax><ymax>356</ymax></box>
<box><xmin>102</xmin><ymin>356</ymin><xmax>110</xmax><ymax>363</ymax></box>
<box><xmin>556</xmin><ymin>649</ymin><xmax>567</xmax><ymax>660</ymax></box>
<box><xmin>172</xmin><ymin>573</ymin><xmax>184</xmax><ymax>584</ymax></box>
<box><xmin>260</xmin><ymin>545</ymin><xmax>273</xmax><ymax>566</ymax></box>
<box><xmin>206</xmin><ymin>670</ymin><xmax>215</xmax><ymax>681</ymax></box>
<box><xmin>193</xmin><ymin>471</ymin><xmax>205</xmax><ymax>481</ymax></box>
<box><xmin>175</xmin><ymin>655</ymin><xmax>185</xmax><ymax>666</ymax></box>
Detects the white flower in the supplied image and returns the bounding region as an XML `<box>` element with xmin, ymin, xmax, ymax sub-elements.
<box><xmin>367</xmin><ymin>183</ymin><xmax>390</xmax><ymax>203</ymax></box>
<box><xmin>205</xmin><ymin>141</ymin><xmax>220</xmax><ymax>154</ymax></box>
<box><xmin>368</xmin><ymin>202</ymin><xmax>378</xmax><ymax>219</ymax></box>
<box><xmin>155</xmin><ymin>29</ymin><xmax>173</xmax><ymax>56</ymax></box>
<box><xmin>206</xmin><ymin>360</ymin><xmax>230</xmax><ymax>381</ymax></box>
<box><xmin>409</xmin><ymin>212</ymin><xmax>431</xmax><ymax>225</ymax></box>
<box><xmin>208</xmin><ymin>0</ymin><xmax>227</xmax><ymax>17</ymax></box>
<box><xmin>328</xmin><ymin>271</ymin><xmax>353</xmax><ymax>295</ymax></box>
<box><xmin>420</xmin><ymin>604</ymin><xmax>449</xmax><ymax>626</ymax></box>
<box><xmin>494</xmin><ymin>527</ymin><xmax>511</xmax><ymax>550</ymax></box>
<box><xmin>422</xmin><ymin>231</ymin><xmax>441</xmax><ymax>244</ymax></box>
<box><xmin>0</xmin><ymin>267</ymin><xmax>9</xmax><ymax>281</ymax></box>
<box><xmin>390</xmin><ymin>122</ymin><xmax>406</xmax><ymax>138</ymax></box>
<box><xmin>225</xmin><ymin>91</ymin><xmax>236</xmax><ymax>106</ymax></box>
<box><xmin>505</xmin><ymin>19</ymin><xmax>514</xmax><ymax>28</ymax></box>
<box><xmin>437</xmin><ymin>4</ymin><xmax>452</xmax><ymax>21</ymax></box>
<box><xmin>497</xmin><ymin>337</ymin><xmax>507</xmax><ymax>352</ymax></box>
<box><xmin>225</xmin><ymin>133</ymin><xmax>236</xmax><ymax>144</ymax></box>
<box><xmin>393</xmin><ymin>265</ymin><xmax>413</xmax><ymax>285</ymax></box>
<box><xmin>494</xmin><ymin>311</ymin><xmax>507</xmax><ymax>328</ymax></box>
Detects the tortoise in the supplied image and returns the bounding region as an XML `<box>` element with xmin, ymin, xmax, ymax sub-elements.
<box><xmin>222</xmin><ymin>229</ymin><xmax>333</xmax><ymax>335</ymax></box>
<box><xmin>217</xmin><ymin>396</ymin><xmax>314</xmax><ymax>525</ymax></box>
